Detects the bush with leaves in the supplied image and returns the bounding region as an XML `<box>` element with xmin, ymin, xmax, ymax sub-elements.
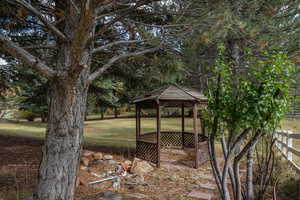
<box><xmin>207</xmin><ymin>45</ymin><xmax>294</xmax><ymax>200</ymax></box>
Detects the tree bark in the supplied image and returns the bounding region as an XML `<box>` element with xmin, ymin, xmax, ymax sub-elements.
<box><xmin>246</xmin><ymin>146</ymin><xmax>255</xmax><ymax>200</ymax></box>
<box><xmin>114</xmin><ymin>107</ymin><xmax>118</xmax><ymax>118</ymax></box>
<box><xmin>33</xmin><ymin>74</ymin><xmax>89</xmax><ymax>200</ymax></box>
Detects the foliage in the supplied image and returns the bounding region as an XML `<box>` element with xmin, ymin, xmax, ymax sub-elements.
<box><xmin>13</xmin><ymin>109</ymin><xmax>38</xmax><ymax>121</ymax></box>
<box><xmin>208</xmin><ymin>46</ymin><xmax>294</xmax><ymax>133</ymax></box>
<box><xmin>206</xmin><ymin>45</ymin><xmax>294</xmax><ymax>200</ymax></box>
<box><xmin>179</xmin><ymin>0</ymin><xmax>300</xmax><ymax>90</ymax></box>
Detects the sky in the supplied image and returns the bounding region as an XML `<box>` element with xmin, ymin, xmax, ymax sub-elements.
<box><xmin>0</xmin><ymin>58</ymin><xmax>7</xmax><ymax>65</ymax></box>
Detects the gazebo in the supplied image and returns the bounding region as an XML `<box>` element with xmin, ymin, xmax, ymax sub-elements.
<box><xmin>133</xmin><ymin>85</ymin><xmax>208</xmax><ymax>168</ymax></box>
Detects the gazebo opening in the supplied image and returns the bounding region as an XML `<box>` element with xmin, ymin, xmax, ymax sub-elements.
<box><xmin>133</xmin><ymin>85</ymin><xmax>209</xmax><ymax>168</ymax></box>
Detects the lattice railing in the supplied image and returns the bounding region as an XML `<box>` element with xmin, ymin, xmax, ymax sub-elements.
<box><xmin>183</xmin><ymin>132</ymin><xmax>207</xmax><ymax>148</ymax></box>
<box><xmin>136</xmin><ymin>140</ymin><xmax>158</xmax><ymax>164</ymax></box>
<box><xmin>136</xmin><ymin>131</ymin><xmax>209</xmax><ymax>167</ymax></box>
<box><xmin>161</xmin><ymin>131</ymin><xmax>182</xmax><ymax>147</ymax></box>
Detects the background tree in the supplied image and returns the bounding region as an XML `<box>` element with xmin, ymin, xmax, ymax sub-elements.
<box><xmin>178</xmin><ymin>0</ymin><xmax>300</xmax><ymax>90</ymax></box>
<box><xmin>0</xmin><ymin>1</ymin><xmax>181</xmax><ymax>199</ymax></box>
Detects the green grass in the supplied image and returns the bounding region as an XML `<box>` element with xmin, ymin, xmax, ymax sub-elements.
<box><xmin>0</xmin><ymin>117</ymin><xmax>298</xmax><ymax>148</ymax></box>
<box><xmin>0</xmin><ymin>117</ymin><xmax>199</xmax><ymax>148</ymax></box>
<box><xmin>86</xmin><ymin>112</ymin><xmax>135</xmax><ymax>120</ymax></box>
<box><xmin>281</xmin><ymin>118</ymin><xmax>300</xmax><ymax>133</ymax></box>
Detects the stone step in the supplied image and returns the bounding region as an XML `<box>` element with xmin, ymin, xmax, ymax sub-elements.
<box><xmin>187</xmin><ymin>190</ymin><xmax>214</xmax><ymax>200</ymax></box>
<box><xmin>198</xmin><ymin>183</ymin><xmax>217</xmax><ymax>190</ymax></box>
<box><xmin>198</xmin><ymin>174</ymin><xmax>215</xmax><ymax>181</ymax></box>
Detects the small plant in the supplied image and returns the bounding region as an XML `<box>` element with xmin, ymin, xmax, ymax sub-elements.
<box><xmin>13</xmin><ymin>110</ymin><xmax>38</xmax><ymax>122</ymax></box>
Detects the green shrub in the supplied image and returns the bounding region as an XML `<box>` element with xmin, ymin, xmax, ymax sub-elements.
<box><xmin>13</xmin><ymin>110</ymin><xmax>38</xmax><ymax>121</ymax></box>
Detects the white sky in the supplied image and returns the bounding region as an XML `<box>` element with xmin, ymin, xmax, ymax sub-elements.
<box><xmin>0</xmin><ymin>58</ymin><xmax>7</xmax><ymax>65</ymax></box>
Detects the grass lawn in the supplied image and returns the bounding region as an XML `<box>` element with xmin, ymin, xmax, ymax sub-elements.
<box><xmin>0</xmin><ymin>117</ymin><xmax>198</xmax><ymax>148</ymax></box>
<box><xmin>280</xmin><ymin>117</ymin><xmax>300</xmax><ymax>133</ymax></box>
<box><xmin>0</xmin><ymin>117</ymin><xmax>299</xmax><ymax>148</ymax></box>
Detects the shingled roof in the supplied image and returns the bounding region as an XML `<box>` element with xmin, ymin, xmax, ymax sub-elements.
<box><xmin>133</xmin><ymin>85</ymin><xmax>207</xmax><ymax>104</ymax></box>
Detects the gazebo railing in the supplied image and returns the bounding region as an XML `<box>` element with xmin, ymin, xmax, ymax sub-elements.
<box><xmin>136</xmin><ymin>131</ymin><xmax>208</xmax><ymax>165</ymax></box>
<box><xmin>136</xmin><ymin>140</ymin><xmax>158</xmax><ymax>164</ymax></box>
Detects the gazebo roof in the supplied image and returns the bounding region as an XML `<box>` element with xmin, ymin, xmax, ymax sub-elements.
<box><xmin>133</xmin><ymin>85</ymin><xmax>207</xmax><ymax>104</ymax></box>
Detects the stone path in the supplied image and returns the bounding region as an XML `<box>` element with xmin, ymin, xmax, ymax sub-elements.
<box><xmin>160</xmin><ymin>149</ymin><xmax>219</xmax><ymax>200</ymax></box>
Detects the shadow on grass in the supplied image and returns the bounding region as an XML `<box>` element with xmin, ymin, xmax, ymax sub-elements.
<box><xmin>0</xmin><ymin>134</ymin><xmax>136</xmax><ymax>159</ymax></box>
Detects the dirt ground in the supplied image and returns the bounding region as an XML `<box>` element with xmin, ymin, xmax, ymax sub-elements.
<box><xmin>0</xmin><ymin>135</ymin><xmax>221</xmax><ymax>200</ymax></box>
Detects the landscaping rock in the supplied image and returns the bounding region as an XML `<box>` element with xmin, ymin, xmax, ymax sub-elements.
<box><xmin>81</xmin><ymin>157</ymin><xmax>90</xmax><ymax>166</ymax></box>
<box><xmin>82</xmin><ymin>150</ymin><xmax>94</xmax><ymax>157</ymax></box>
<box><xmin>80</xmin><ymin>165</ymin><xmax>88</xmax><ymax>170</ymax></box>
<box><xmin>124</xmin><ymin>160</ymin><xmax>132</xmax><ymax>166</ymax></box>
<box><xmin>98</xmin><ymin>192</ymin><xmax>123</xmax><ymax>200</ymax></box>
<box><xmin>130</xmin><ymin>158</ymin><xmax>154</xmax><ymax>176</ymax></box>
<box><xmin>76</xmin><ymin>177</ymin><xmax>87</xmax><ymax>187</ymax></box>
<box><xmin>198</xmin><ymin>183</ymin><xmax>217</xmax><ymax>190</ymax></box>
<box><xmin>126</xmin><ymin>174</ymin><xmax>145</xmax><ymax>183</ymax></box>
<box><xmin>108</xmin><ymin>159</ymin><xmax>118</xmax><ymax>165</ymax></box>
<box><xmin>104</xmin><ymin>155</ymin><xmax>114</xmax><ymax>160</ymax></box>
<box><xmin>93</xmin><ymin>152</ymin><xmax>103</xmax><ymax>160</ymax></box>
<box><xmin>124</xmin><ymin>193</ymin><xmax>148</xmax><ymax>199</ymax></box>
<box><xmin>121</xmin><ymin>162</ymin><xmax>130</xmax><ymax>172</ymax></box>
<box><xmin>187</xmin><ymin>190</ymin><xmax>213</xmax><ymax>200</ymax></box>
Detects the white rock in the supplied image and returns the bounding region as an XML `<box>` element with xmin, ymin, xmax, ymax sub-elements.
<box><xmin>93</xmin><ymin>152</ymin><xmax>103</xmax><ymax>160</ymax></box>
<box><xmin>124</xmin><ymin>160</ymin><xmax>132</xmax><ymax>166</ymax></box>
<box><xmin>82</xmin><ymin>150</ymin><xmax>94</xmax><ymax>157</ymax></box>
<box><xmin>130</xmin><ymin>158</ymin><xmax>154</xmax><ymax>176</ymax></box>
<box><xmin>104</xmin><ymin>154</ymin><xmax>114</xmax><ymax>160</ymax></box>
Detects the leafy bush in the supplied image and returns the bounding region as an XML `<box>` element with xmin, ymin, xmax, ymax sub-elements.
<box><xmin>13</xmin><ymin>110</ymin><xmax>38</xmax><ymax>121</ymax></box>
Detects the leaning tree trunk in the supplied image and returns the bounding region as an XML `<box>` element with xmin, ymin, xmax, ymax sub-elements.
<box><xmin>34</xmin><ymin>73</ymin><xmax>89</xmax><ymax>200</ymax></box>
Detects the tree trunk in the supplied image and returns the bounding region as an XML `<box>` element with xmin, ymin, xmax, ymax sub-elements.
<box><xmin>246</xmin><ymin>146</ymin><xmax>255</xmax><ymax>200</ymax></box>
<box><xmin>41</xmin><ymin>113</ymin><xmax>47</xmax><ymax>123</ymax></box>
<box><xmin>114</xmin><ymin>107</ymin><xmax>118</xmax><ymax>118</ymax></box>
<box><xmin>34</xmin><ymin>75</ymin><xmax>89</xmax><ymax>200</ymax></box>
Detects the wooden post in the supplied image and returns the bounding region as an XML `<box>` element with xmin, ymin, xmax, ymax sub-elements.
<box><xmin>181</xmin><ymin>104</ymin><xmax>185</xmax><ymax>149</ymax></box>
<box><xmin>278</xmin><ymin>133</ymin><xmax>282</xmax><ymax>150</ymax></box>
<box><xmin>157</xmin><ymin>102</ymin><xmax>161</xmax><ymax>168</ymax></box>
<box><xmin>138</xmin><ymin>106</ymin><xmax>141</xmax><ymax>137</ymax></box>
<box><xmin>282</xmin><ymin>131</ymin><xmax>287</xmax><ymax>155</ymax></box>
<box><xmin>193</xmin><ymin>103</ymin><xmax>199</xmax><ymax>168</ymax></box>
<box><xmin>287</xmin><ymin>131</ymin><xmax>293</xmax><ymax>161</ymax></box>
<box><xmin>136</xmin><ymin>104</ymin><xmax>139</xmax><ymax>141</ymax></box>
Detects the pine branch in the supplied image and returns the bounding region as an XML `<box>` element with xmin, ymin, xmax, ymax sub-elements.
<box><xmin>9</xmin><ymin>0</ymin><xmax>67</xmax><ymax>41</ymax></box>
<box><xmin>93</xmin><ymin>39</ymin><xmax>150</xmax><ymax>54</ymax></box>
<box><xmin>88</xmin><ymin>45</ymin><xmax>160</xmax><ymax>82</ymax></box>
<box><xmin>0</xmin><ymin>34</ymin><xmax>56</xmax><ymax>78</ymax></box>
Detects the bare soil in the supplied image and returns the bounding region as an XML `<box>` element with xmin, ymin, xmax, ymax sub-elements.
<box><xmin>0</xmin><ymin>135</ymin><xmax>219</xmax><ymax>200</ymax></box>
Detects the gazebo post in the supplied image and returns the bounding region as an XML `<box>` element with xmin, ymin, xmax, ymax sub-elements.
<box><xmin>193</xmin><ymin>103</ymin><xmax>199</xmax><ymax>168</ymax></box>
<box><xmin>136</xmin><ymin>104</ymin><xmax>141</xmax><ymax>139</ymax></box>
<box><xmin>156</xmin><ymin>102</ymin><xmax>161</xmax><ymax>168</ymax></box>
<box><xmin>138</xmin><ymin>105</ymin><xmax>141</xmax><ymax>137</ymax></box>
<box><xmin>181</xmin><ymin>103</ymin><xmax>185</xmax><ymax>149</ymax></box>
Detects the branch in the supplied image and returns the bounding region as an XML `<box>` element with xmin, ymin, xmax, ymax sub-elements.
<box><xmin>10</xmin><ymin>0</ymin><xmax>67</xmax><ymax>41</ymax></box>
<box><xmin>0</xmin><ymin>34</ymin><xmax>56</xmax><ymax>78</ymax></box>
<box><xmin>93</xmin><ymin>39</ymin><xmax>150</xmax><ymax>54</ymax></box>
<box><xmin>88</xmin><ymin>46</ymin><xmax>160</xmax><ymax>82</ymax></box>
<box><xmin>22</xmin><ymin>44</ymin><xmax>57</xmax><ymax>49</ymax></box>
